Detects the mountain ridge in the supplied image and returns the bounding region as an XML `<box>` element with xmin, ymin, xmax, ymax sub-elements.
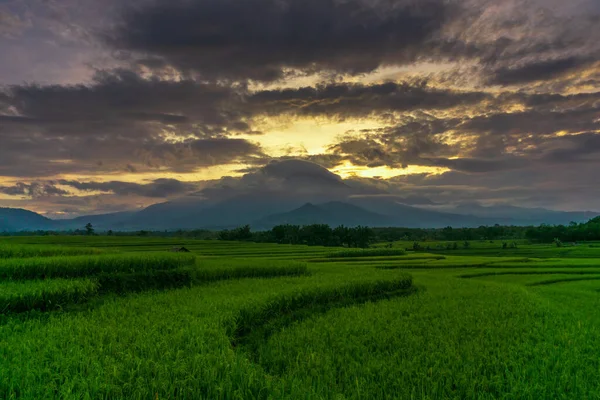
<box><xmin>1</xmin><ymin>199</ymin><xmax>598</xmax><ymax>232</ymax></box>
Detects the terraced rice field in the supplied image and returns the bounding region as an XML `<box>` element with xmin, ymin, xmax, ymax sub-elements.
<box><xmin>1</xmin><ymin>237</ymin><xmax>600</xmax><ymax>399</ymax></box>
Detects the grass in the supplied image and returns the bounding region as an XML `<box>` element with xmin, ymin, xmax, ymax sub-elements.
<box><xmin>0</xmin><ymin>253</ymin><xmax>195</xmax><ymax>280</ymax></box>
<box><xmin>0</xmin><ymin>278</ymin><xmax>98</xmax><ymax>314</ymax></box>
<box><xmin>459</xmin><ymin>269</ymin><xmax>600</xmax><ymax>278</ymax></box>
<box><xmin>1</xmin><ymin>237</ymin><xmax>600</xmax><ymax>398</ymax></box>
<box><xmin>324</xmin><ymin>248</ymin><xmax>407</xmax><ymax>258</ymax></box>
<box><xmin>0</xmin><ymin>244</ymin><xmax>104</xmax><ymax>259</ymax></box>
<box><xmin>251</xmin><ymin>274</ymin><xmax>599</xmax><ymax>399</ymax></box>
<box><xmin>232</xmin><ymin>275</ymin><xmax>414</xmax><ymax>351</ymax></box>
<box><xmin>97</xmin><ymin>259</ymin><xmax>309</xmax><ymax>294</ymax></box>
<box><xmin>527</xmin><ymin>276</ymin><xmax>600</xmax><ymax>286</ymax></box>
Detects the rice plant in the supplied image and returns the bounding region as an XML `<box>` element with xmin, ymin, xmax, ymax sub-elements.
<box><xmin>325</xmin><ymin>248</ymin><xmax>407</xmax><ymax>258</ymax></box>
<box><xmin>0</xmin><ymin>278</ymin><xmax>98</xmax><ymax>314</ymax></box>
<box><xmin>0</xmin><ymin>253</ymin><xmax>196</xmax><ymax>280</ymax></box>
<box><xmin>0</xmin><ymin>244</ymin><xmax>104</xmax><ymax>259</ymax></box>
<box><xmin>1</xmin><ymin>238</ymin><xmax>600</xmax><ymax>399</ymax></box>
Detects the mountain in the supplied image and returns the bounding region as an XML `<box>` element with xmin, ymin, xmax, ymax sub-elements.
<box><xmin>2</xmin><ymin>199</ymin><xmax>599</xmax><ymax>232</ymax></box>
<box><xmin>59</xmin><ymin>211</ymin><xmax>137</xmax><ymax>231</ymax></box>
<box><xmin>122</xmin><ymin>191</ymin><xmax>321</xmax><ymax>230</ymax></box>
<box><xmin>346</xmin><ymin>197</ymin><xmax>500</xmax><ymax>228</ymax></box>
<box><xmin>253</xmin><ymin>202</ymin><xmax>393</xmax><ymax>229</ymax></box>
<box><xmin>117</xmin><ymin>160</ymin><xmax>362</xmax><ymax>230</ymax></box>
<box><xmin>0</xmin><ymin>208</ymin><xmax>56</xmax><ymax>231</ymax></box>
<box><xmin>1</xmin><ymin>161</ymin><xmax>598</xmax><ymax>232</ymax></box>
<box><xmin>447</xmin><ymin>203</ymin><xmax>599</xmax><ymax>225</ymax></box>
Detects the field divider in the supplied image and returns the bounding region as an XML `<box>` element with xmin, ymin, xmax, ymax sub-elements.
<box><xmin>96</xmin><ymin>262</ymin><xmax>310</xmax><ymax>294</ymax></box>
<box><xmin>1</xmin><ymin>260</ymin><xmax>311</xmax><ymax>314</ymax></box>
<box><xmin>309</xmin><ymin>255</ymin><xmax>446</xmax><ymax>263</ymax></box>
<box><xmin>459</xmin><ymin>270</ymin><xmax>600</xmax><ymax>279</ymax></box>
<box><xmin>0</xmin><ymin>253</ymin><xmax>196</xmax><ymax>280</ymax></box>
<box><xmin>323</xmin><ymin>249</ymin><xmax>408</xmax><ymax>258</ymax></box>
<box><xmin>526</xmin><ymin>277</ymin><xmax>600</xmax><ymax>286</ymax></box>
<box><xmin>229</xmin><ymin>275</ymin><xmax>414</xmax><ymax>358</ymax></box>
<box><xmin>0</xmin><ymin>279</ymin><xmax>99</xmax><ymax>314</ymax></box>
<box><xmin>0</xmin><ymin>244</ymin><xmax>105</xmax><ymax>259</ymax></box>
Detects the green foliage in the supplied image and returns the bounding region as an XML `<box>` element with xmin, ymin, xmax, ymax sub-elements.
<box><xmin>233</xmin><ymin>276</ymin><xmax>414</xmax><ymax>352</ymax></box>
<box><xmin>0</xmin><ymin>253</ymin><xmax>195</xmax><ymax>280</ymax></box>
<box><xmin>0</xmin><ymin>244</ymin><xmax>103</xmax><ymax>259</ymax></box>
<box><xmin>96</xmin><ymin>260</ymin><xmax>308</xmax><ymax>295</ymax></box>
<box><xmin>252</xmin><ymin>224</ymin><xmax>374</xmax><ymax>248</ymax></box>
<box><xmin>218</xmin><ymin>225</ymin><xmax>252</xmax><ymax>241</ymax></box>
<box><xmin>325</xmin><ymin>248</ymin><xmax>406</xmax><ymax>258</ymax></box>
<box><xmin>526</xmin><ymin>218</ymin><xmax>600</xmax><ymax>242</ymax></box>
<box><xmin>0</xmin><ymin>279</ymin><xmax>98</xmax><ymax>313</ymax></box>
<box><xmin>1</xmin><ymin>237</ymin><xmax>600</xmax><ymax>399</ymax></box>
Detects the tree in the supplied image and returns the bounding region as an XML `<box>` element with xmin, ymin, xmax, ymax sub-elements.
<box><xmin>85</xmin><ymin>223</ymin><xmax>94</xmax><ymax>236</ymax></box>
<box><xmin>218</xmin><ymin>225</ymin><xmax>253</xmax><ymax>241</ymax></box>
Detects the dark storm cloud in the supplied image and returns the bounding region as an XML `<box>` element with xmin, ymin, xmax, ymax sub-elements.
<box><xmin>105</xmin><ymin>0</ymin><xmax>456</xmax><ymax>81</ymax></box>
<box><xmin>58</xmin><ymin>178</ymin><xmax>201</xmax><ymax>198</ymax></box>
<box><xmin>0</xmin><ymin>182</ymin><xmax>69</xmax><ymax>198</ymax></box>
<box><xmin>2</xmin><ymin>0</ymin><xmax>600</xmax><ymax>214</ymax></box>
<box><xmin>430</xmin><ymin>0</ymin><xmax>600</xmax><ymax>87</ymax></box>
<box><xmin>489</xmin><ymin>56</ymin><xmax>595</xmax><ymax>86</ymax></box>
<box><xmin>102</xmin><ymin>0</ymin><xmax>600</xmax><ymax>86</ymax></box>
<box><xmin>461</xmin><ymin>108</ymin><xmax>600</xmax><ymax>137</ymax></box>
<box><xmin>138</xmin><ymin>138</ymin><xmax>265</xmax><ymax>172</ymax></box>
<box><xmin>249</xmin><ymin>81</ymin><xmax>490</xmax><ymax>118</ymax></box>
<box><xmin>5</xmin><ymin>69</ymin><xmax>243</xmax><ymax>131</ymax></box>
<box><xmin>540</xmin><ymin>132</ymin><xmax>600</xmax><ymax>163</ymax></box>
<box><xmin>0</xmin><ymin>69</ymin><xmax>266</xmax><ymax>177</ymax></box>
<box><xmin>329</xmin><ymin>130</ymin><xmax>600</xmax><ymax>174</ymax></box>
<box><xmin>380</xmin><ymin>161</ymin><xmax>600</xmax><ymax>211</ymax></box>
<box><xmin>322</xmin><ymin>95</ymin><xmax>600</xmax><ymax>174</ymax></box>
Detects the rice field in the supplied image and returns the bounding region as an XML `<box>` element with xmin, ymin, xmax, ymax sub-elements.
<box><xmin>1</xmin><ymin>236</ymin><xmax>600</xmax><ymax>399</ymax></box>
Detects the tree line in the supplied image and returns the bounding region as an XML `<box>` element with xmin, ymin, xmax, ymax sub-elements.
<box><xmin>217</xmin><ymin>218</ymin><xmax>600</xmax><ymax>247</ymax></box>
<box><xmin>524</xmin><ymin>217</ymin><xmax>600</xmax><ymax>243</ymax></box>
<box><xmin>4</xmin><ymin>217</ymin><xmax>600</xmax><ymax>245</ymax></box>
<box><xmin>218</xmin><ymin>224</ymin><xmax>374</xmax><ymax>248</ymax></box>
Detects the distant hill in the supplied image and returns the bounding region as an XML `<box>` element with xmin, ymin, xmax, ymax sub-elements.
<box><xmin>123</xmin><ymin>192</ymin><xmax>312</xmax><ymax>230</ymax></box>
<box><xmin>346</xmin><ymin>197</ymin><xmax>500</xmax><ymax>228</ymax></box>
<box><xmin>59</xmin><ymin>211</ymin><xmax>137</xmax><ymax>231</ymax></box>
<box><xmin>0</xmin><ymin>208</ymin><xmax>56</xmax><ymax>231</ymax></box>
<box><xmin>253</xmin><ymin>202</ymin><xmax>393</xmax><ymax>229</ymax></box>
<box><xmin>447</xmin><ymin>203</ymin><xmax>599</xmax><ymax>226</ymax></box>
<box><xmin>0</xmin><ymin>199</ymin><xmax>598</xmax><ymax>232</ymax></box>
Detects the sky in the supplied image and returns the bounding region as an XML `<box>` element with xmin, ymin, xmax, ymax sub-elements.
<box><xmin>0</xmin><ymin>0</ymin><xmax>599</xmax><ymax>217</ymax></box>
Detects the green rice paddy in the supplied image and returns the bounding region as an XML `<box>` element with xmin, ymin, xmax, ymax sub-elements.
<box><xmin>1</xmin><ymin>236</ymin><xmax>599</xmax><ymax>399</ymax></box>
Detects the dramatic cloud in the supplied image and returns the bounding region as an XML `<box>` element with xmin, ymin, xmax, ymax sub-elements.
<box><xmin>489</xmin><ymin>57</ymin><xmax>596</xmax><ymax>86</ymax></box>
<box><xmin>0</xmin><ymin>182</ymin><xmax>69</xmax><ymax>198</ymax></box>
<box><xmin>58</xmin><ymin>178</ymin><xmax>202</xmax><ymax>198</ymax></box>
<box><xmin>0</xmin><ymin>69</ymin><xmax>265</xmax><ymax>177</ymax></box>
<box><xmin>1</xmin><ymin>0</ymin><xmax>600</xmax><ymax>215</ymax></box>
<box><xmin>106</xmin><ymin>0</ymin><xmax>456</xmax><ymax>81</ymax></box>
<box><xmin>248</xmin><ymin>81</ymin><xmax>490</xmax><ymax>118</ymax></box>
